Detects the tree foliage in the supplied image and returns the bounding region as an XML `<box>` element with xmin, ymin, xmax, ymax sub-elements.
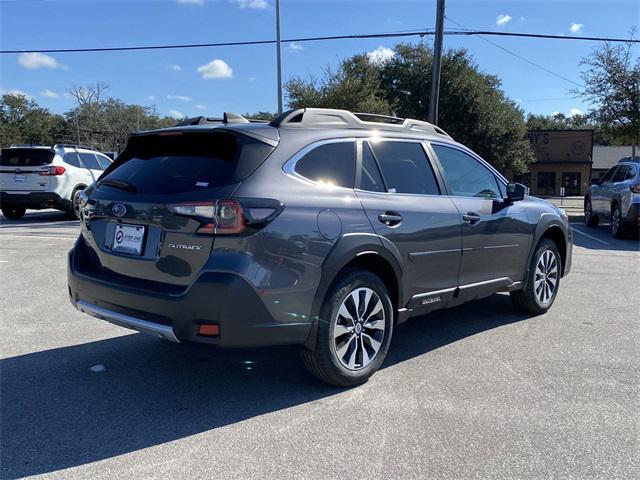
<box><xmin>286</xmin><ymin>44</ymin><xmax>534</xmax><ymax>173</ymax></box>
<box><xmin>575</xmin><ymin>38</ymin><xmax>640</xmax><ymax>146</ymax></box>
<box><xmin>0</xmin><ymin>94</ymin><xmax>66</xmax><ymax>146</ymax></box>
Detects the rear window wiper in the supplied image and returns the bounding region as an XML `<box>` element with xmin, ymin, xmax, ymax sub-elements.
<box><xmin>98</xmin><ymin>178</ymin><xmax>137</xmax><ymax>194</ymax></box>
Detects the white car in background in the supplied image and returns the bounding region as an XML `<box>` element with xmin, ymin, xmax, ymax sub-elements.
<box><xmin>0</xmin><ymin>144</ymin><xmax>112</xmax><ymax>220</ymax></box>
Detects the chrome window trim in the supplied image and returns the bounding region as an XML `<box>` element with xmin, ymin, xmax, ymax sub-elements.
<box><xmin>282</xmin><ymin>137</ymin><xmax>357</xmax><ymax>191</ymax></box>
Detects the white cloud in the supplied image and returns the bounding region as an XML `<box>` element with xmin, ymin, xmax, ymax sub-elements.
<box><xmin>367</xmin><ymin>46</ymin><xmax>395</xmax><ymax>65</ymax></box>
<box><xmin>18</xmin><ymin>52</ymin><xmax>60</xmax><ymax>69</ymax></box>
<box><xmin>551</xmin><ymin>111</ymin><xmax>561</xmax><ymax>116</ymax></box>
<box><xmin>168</xmin><ymin>109</ymin><xmax>186</xmax><ymax>119</ymax></box>
<box><xmin>147</xmin><ymin>95</ymin><xmax>156</xmax><ymax>101</ymax></box>
<box><xmin>233</xmin><ymin>0</ymin><xmax>269</xmax><ymax>9</ymax></box>
<box><xmin>41</xmin><ymin>89</ymin><xmax>59</xmax><ymax>98</ymax></box>
<box><xmin>288</xmin><ymin>42</ymin><xmax>304</xmax><ymax>52</ymax></box>
<box><xmin>170</xmin><ymin>64</ymin><xmax>182</xmax><ymax>71</ymax></box>
<box><xmin>195</xmin><ymin>104</ymin><xmax>207</xmax><ymax>110</ymax></box>
<box><xmin>167</xmin><ymin>94</ymin><xmax>192</xmax><ymax>102</ymax></box>
<box><xmin>197</xmin><ymin>59</ymin><xmax>233</xmax><ymax>79</ymax></box>
<box><xmin>1</xmin><ymin>89</ymin><xmax>33</xmax><ymax>100</ymax></box>
<box><xmin>177</xmin><ymin>0</ymin><xmax>204</xmax><ymax>5</ymax></box>
<box><xmin>496</xmin><ymin>14</ymin><xmax>512</xmax><ymax>26</ymax></box>
<box><xmin>569</xmin><ymin>107</ymin><xmax>584</xmax><ymax>117</ymax></box>
<box><xmin>248</xmin><ymin>76</ymin><xmax>256</xmax><ymax>82</ymax></box>
<box><xmin>570</xmin><ymin>23</ymin><xmax>583</xmax><ymax>33</ymax></box>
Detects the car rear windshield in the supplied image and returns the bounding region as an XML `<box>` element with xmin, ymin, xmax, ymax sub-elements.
<box><xmin>1</xmin><ymin>148</ymin><xmax>54</xmax><ymax>167</ymax></box>
<box><xmin>99</xmin><ymin>131</ymin><xmax>274</xmax><ymax>195</ymax></box>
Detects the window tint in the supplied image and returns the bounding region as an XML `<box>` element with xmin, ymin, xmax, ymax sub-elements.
<box><xmin>600</xmin><ymin>166</ymin><xmax>618</xmax><ymax>182</ymax></box>
<box><xmin>369</xmin><ymin>141</ymin><xmax>439</xmax><ymax>195</ymax></box>
<box><xmin>102</xmin><ymin>131</ymin><xmax>274</xmax><ymax>195</ymax></box>
<box><xmin>1</xmin><ymin>148</ymin><xmax>54</xmax><ymax>167</ymax></box>
<box><xmin>63</xmin><ymin>152</ymin><xmax>83</xmax><ymax>168</ymax></box>
<box><xmin>359</xmin><ymin>143</ymin><xmax>385</xmax><ymax>192</ymax></box>
<box><xmin>613</xmin><ymin>165</ymin><xmax>628</xmax><ymax>182</ymax></box>
<box><xmin>96</xmin><ymin>154</ymin><xmax>111</xmax><ymax>170</ymax></box>
<box><xmin>627</xmin><ymin>165</ymin><xmax>638</xmax><ymax>179</ymax></box>
<box><xmin>433</xmin><ymin>145</ymin><xmax>501</xmax><ymax>199</ymax></box>
<box><xmin>295</xmin><ymin>142</ymin><xmax>355</xmax><ymax>188</ymax></box>
<box><xmin>79</xmin><ymin>153</ymin><xmax>101</xmax><ymax>170</ymax></box>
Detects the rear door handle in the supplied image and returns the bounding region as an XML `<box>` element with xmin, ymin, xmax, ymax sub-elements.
<box><xmin>462</xmin><ymin>212</ymin><xmax>481</xmax><ymax>225</ymax></box>
<box><xmin>378</xmin><ymin>212</ymin><xmax>403</xmax><ymax>226</ymax></box>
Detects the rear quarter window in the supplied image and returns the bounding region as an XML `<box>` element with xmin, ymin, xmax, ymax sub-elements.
<box><xmin>294</xmin><ymin>141</ymin><xmax>355</xmax><ymax>188</ymax></box>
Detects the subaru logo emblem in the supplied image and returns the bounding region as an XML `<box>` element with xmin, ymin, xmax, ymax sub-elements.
<box><xmin>112</xmin><ymin>204</ymin><xmax>127</xmax><ymax>217</ymax></box>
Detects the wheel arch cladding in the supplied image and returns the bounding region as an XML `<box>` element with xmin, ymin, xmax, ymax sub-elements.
<box><xmin>303</xmin><ymin>235</ymin><xmax>403</xmax><ymax>349</ymax></box>
<box><xmin>540</xmin><ymin>225</ymin><xmax>567</xmax><ymax>276</ymax></box>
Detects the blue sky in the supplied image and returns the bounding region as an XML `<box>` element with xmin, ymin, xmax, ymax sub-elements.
<box><xmin>1</xmin><ymin>0</ymin><xmax>638</xmax><ymax>119</ymax></box>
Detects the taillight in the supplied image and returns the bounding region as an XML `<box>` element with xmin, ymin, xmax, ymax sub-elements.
<box><xmin>168</xmin><ymin>198</ymin><xmax>283</xmax><ymax>236</ymax></box>
<box><xmin>630</xmin><ymin>184</ymin><xmax>640</xmax><ymax>194</ymax></box>
<box><xmin>39</xmin><ymin>166</ymin><xmax>66</xmax><ymax>176</ymax></box>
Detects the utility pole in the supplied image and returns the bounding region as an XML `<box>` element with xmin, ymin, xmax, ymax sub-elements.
<box><xmin>275</xmin><ymin>0</ymin><xmax>283</xmax><ymax>114</ymax></box>
<box><xmin>428</xmin><ymin>0</ymin><xmax>445</xmax><ymax>124</ymax></box>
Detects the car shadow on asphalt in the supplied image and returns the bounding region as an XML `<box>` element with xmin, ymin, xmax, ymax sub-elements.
<box><xmin>571</xmin><ymin>224</ymin><xmax>640</xmax><ymax>252</ymax></box>
<box><xmin>1</xmin><ymin>294</ymin><xmax>530</xmax><ymax>478</ymax></box>
<box><xmin>0</xmin><ymin>210</ymin><xmax>77</xmax><ymax>227</ymax></box>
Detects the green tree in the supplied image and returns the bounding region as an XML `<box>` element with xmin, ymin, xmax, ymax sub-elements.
<box><xmin>285</xmin><ymin>44</ymin><xmax>533</xmax><ymax>173</ymax></box>
<box><xmin>575</xmin><ymin>38</ymin><xmax>640</xmax><ymax>150</ymax></box>
<box><xmin>0</xmin><ymin>93</ymin><xmax>68</xmax><ymax>147</ymax></box>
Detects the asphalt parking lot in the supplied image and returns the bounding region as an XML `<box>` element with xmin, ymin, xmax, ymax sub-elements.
<box><xmin>1</xmin><ymin>210</ymin><xmax>638</xmax><ymax>479</ymax></box>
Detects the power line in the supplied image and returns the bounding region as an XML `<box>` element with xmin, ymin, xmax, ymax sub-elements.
<box><xmin>445</xmin><ymin>17</ymin><xmax>585</xmax><ymax>88</ymax></box>
<box><xmin>1</xmin><ymin>29</ymin><xmax>637</xmax><ymax>55</ymax></box>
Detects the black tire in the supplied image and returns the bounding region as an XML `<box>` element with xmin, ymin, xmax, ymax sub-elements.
<box><xmin>610</xmin><ymin>203</ymin><xmax>625</xmax><ymax>239</ymax></box>
<box><xmin>584</xmin><ymin>198</ymin><xmax>599</xmax><ymax>227</ymax></box>
<box><xmin>66</xmin><ymin>188</ymin><xmax>83</xmax><ymax>220</ymax></box>
<box><xmin>300</xmin><ymin>268</ymin><xmax>394</xmax><ymax>387</ymax></box>
<box><xmin>1</xmin><ymin>206</ymin><xmax>26</xmax><ymax>220</ymax></box>
<box><xmin>510</xmin><ymin>238</ymin><xmax>561</xmax><ymax>315</ymax></box>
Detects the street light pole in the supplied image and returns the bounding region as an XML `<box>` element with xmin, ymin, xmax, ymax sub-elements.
<box><xmin>275</xmin><ymin>0</ymin><xmax>283</xmax><ymax>114</ymax></box>
<box><xmin>428</xmin><ymin>0</ymin><xmax>445</xmax><ymax>124</ymax></box>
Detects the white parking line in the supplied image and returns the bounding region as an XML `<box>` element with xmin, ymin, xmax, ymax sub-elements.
<box><xmin>571</xmin><ymin>227</ymin><xmax>610</xmax><ymax>245</ymax></box>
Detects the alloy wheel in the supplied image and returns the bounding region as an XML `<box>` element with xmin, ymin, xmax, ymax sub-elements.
<box><xmin>611</xmin><ymin>207</ymin><xmax>620</xmax><ymax>235</ymax></box>
<box><xmin>534</xmin><ymin>249</ymin><xmax>558</xmax><ymax>305</ymax></box>
<box><xmin>332</xmin><ymin>287</ymin><xmax>385</xmax><ymax>371</ymax></box>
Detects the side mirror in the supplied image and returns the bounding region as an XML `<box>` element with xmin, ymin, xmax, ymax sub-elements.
<box><xmin>590</xmin><ymin>178</ymin><xmax>601</xmax><ymax>186</ymax></box>
<box><xmin>506</xmin><ymin>182</ymin><xmax>526</xmax><ymax>202</ymax></box>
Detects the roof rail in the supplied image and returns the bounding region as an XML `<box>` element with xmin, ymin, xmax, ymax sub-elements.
<box><xmin>173</xmin><ymin>112</ymin><xmax>270</xmax><ymax>127</ymax></box>
<box><xmin>8</xmin><ymin>143</ymin><xmax>50</xmax><ymax>148</ymax></box>
<box><xmin>270</xmin><ymin>108</ymin><xmax>451</xmax><ymax>138</ymax></box>
<box><xmin>618</xmin><ymin>156</ymin><xmax>640</xmax><ymax>163</ymax></box>
<box><xmin>52</xmin><ymin>143</ymin><xmax>99</xmax><ymax>151</ymax></box>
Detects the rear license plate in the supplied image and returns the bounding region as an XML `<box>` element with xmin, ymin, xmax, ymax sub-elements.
<box><xmin>113</xmin><ymin>224</ymin><xmax>145</xmax><ymax>255</ymax></box>
<box><xmin>12</xmin><ymin>175</ymin><xmax>25</xmax><ymax>183</ymax></box>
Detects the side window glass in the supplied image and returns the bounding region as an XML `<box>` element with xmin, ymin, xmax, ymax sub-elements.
<box><xmin>369</xmin><ymin>141</ymin><xmax>439</xmax><ymax>195</ymax></box>
<box><xmin>601</xmin><ymin>166</ymin><xmax>618</xmax><ymax>183</ymax></box>
<box><xmin>79</xmin><ymin>153</ymin><xmax>101</xmax><ymax>170</ymax></box>
<box><xmin>627</xmin><ymin>165</ymin><xmax>637</xmax><ymax>180</ymax></box>
<box><xmin>295</xmin><ymin>142</ymin><xmax>355</xmax><ymax>188</ymax></box>
<box><xmin>432</xmin><ymin>145</ymin><xmax>501</xmax><ymax>199</ymax></box>
<box><xmin>63</xmin><ymin>152</ymin><xmax>83</xmax><ymax>168</ymax></box>
<box><xmin>612</xmin><ymin>165</ymin><xmax>628</xmax><ymax>182</ymax></box>
<box><xmin>96</xmin><ymin>155</ymin><xmax>112</xmax><ymax>170</ymax></box>
<box><xmin>359</xmin><ymin>143</ymin><xmax>385</xmax><ymax>192</ymax></box>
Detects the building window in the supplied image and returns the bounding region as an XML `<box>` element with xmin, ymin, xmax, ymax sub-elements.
<box><xmin>537</xmin><ymin>172</ymin><xmax>556</xmax><ymax>195</ymax></box>
<box><xmin>513</xmin><ymin>172</ymin><xmax>531</xmax><ymax>187</ymax></box>
<box><xmin>561</xmin><ymin>172</ymin><xmax>581</xmax><ymax>196</ymax></box>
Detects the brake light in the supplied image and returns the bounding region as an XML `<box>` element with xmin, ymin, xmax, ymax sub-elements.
<box><xmin>630</xmin><ymin>184</ymin><xmax>640</xmax><ymax>194</ymax></box>
<box><xmin>169</xmin><ymin>198</ymin><xmax>283</xmax><ymax>235</ymax></box>
<box><xmin>39</xmin><ymin>166</ymin><xmax>66</xmax><ymax>176</ymax></box>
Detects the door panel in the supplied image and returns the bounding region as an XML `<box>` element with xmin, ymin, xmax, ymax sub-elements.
<box><xmin>357</xmin><ymin>190</ymin><xmax>462</xmax><ymax>301</ymax></box>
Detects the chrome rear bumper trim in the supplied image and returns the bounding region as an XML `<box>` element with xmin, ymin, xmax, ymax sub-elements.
<box><xmin>76</xmin><ymin>300</ymin><xmax>180</xmax><ymax>343</ymax></box>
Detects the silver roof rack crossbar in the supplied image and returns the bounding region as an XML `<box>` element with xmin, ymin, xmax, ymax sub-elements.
<box><xmin>173</xmin><ymin>112</ymin><xmax>270</xmax><ymax>127</ymax></box>
<box><xmin>270</xmin><ymin>108</ymin><xmax>451</xmax><ymax>138</ymax></box>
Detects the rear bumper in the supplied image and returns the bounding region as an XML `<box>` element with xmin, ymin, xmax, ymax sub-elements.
<box><xmin>0</xmin><ymin>191</ymin><xmax>68</xmax><ymax>210</ymax></box>
<box><xmin>67</xmin><ymin>248</ymin><xmax>312</xmax><ymax>348</ymax></box>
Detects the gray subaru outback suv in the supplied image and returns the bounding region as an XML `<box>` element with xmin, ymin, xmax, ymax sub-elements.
<box><xmin>68</xmin><ymin>108</ymin><xmax>572</xmax><ymax>386</ymax></box>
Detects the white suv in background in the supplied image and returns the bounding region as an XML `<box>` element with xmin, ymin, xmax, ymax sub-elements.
<box><xmin>0</xmin><ymin>144</ymin><xmax>112</xmax><ymax>220</ymax></box>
